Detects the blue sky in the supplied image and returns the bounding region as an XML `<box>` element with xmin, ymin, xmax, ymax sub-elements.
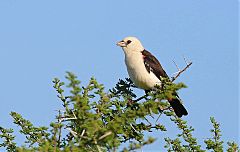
<box><xmin>0</xmin><ymin>0</ymin><xmax>238</xmax><ymax>151</ymax></box>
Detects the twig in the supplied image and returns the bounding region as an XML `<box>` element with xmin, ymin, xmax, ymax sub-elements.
<box><xmin>183</xmin><ymin>55</ymin><xmax>188</xmax><ymax>65</ymax></box>
<box><xmin>98</xmin><ymin>131</ymin><xmax>112</xmax><ymax>140</ymax></box>
<box><xmin>57</xmin><ymin>125</ymin><xmax>62</xmax><ymax>148</ymax></box>
<box><xmin>155</xmin><ymin>113</ymin><xmax>162</xmax><ymax>123</ymax></box>
<box><xmin>96</xmin><ymin>144</ymin><xmax>103</xmax><ymax>152</ymax></box>
<box><xmin>57</xmin><ymin>110</ymin><xmax>62</xmax><ymax>148</ymax></box>
<box><xmin>79</xmin><ymin>129</ymin><xmax>86</xmax><ymax>141</ymax></box>
<box><xmin>148</xmin><ymin>108</ymin><xmax>154</xmax><ymax>119</ymax></box>
<box><xmin>172</xmin><ymin>60</ymin><xmax>180</xmax><ymax>71</ymax></box>
<box><xmin>59</xmin><ymin>110</ymin><xmax>77</xmax><ymax>123</ymax></box>
<box><xmin>133</xmin><ymin>95</ymin><xmax>148</xmax><ymax>102</ymax></box>
<box><xmin>155</xmin><ymin>106</ymin><xmax>172</xmax><ymax>123</ymax></box>
<box><xmin>130</xmin><ymin>124</ymin><xmax>138</xmax><ymax>133</ymax></box>
<box><xmin>53</xmin><ymin>109</ymin><xmax>66</xmax><ymax>151</ymax></box>
<box><xmin>66</xmin><ymin>128</ymin><xmax>78</xmax><ymax>138</ymax></box>
<box><xmin>94</xmin><ymin>138</ymin><xmax>103</xmax><ymax>152</ymax></box>
<box><xmin>144</xmin><ymin>117</ymin><xmax>152</xmax><ymax>126</ymax></box>
<box><xmin>171</xmin><ymin>61</ymin><xmax>192</xmax><ymax>82</ymax></box>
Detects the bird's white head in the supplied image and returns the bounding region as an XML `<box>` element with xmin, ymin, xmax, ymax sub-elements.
<box><xmin>117</xmin><ymin>37</ymin><xmax>144</xmax><ymax>53</ymax></box>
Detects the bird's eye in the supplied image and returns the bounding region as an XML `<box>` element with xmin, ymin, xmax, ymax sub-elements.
<box><xmin>127</xmin><ymin>40</ymin><xmax>132</xmax><ymax>44</ymax></box>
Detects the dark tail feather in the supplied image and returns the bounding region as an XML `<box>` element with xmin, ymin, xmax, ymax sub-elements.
<box><xmin>169</xmin><ymin>98</ymin><xmax>188</xmax><ymax>117</ymax></box>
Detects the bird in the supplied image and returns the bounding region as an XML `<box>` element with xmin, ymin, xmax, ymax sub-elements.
<box><xmin>116</xmin><ymin>36</ymin><xmax>188</xmax><ymax>117</ymax></box>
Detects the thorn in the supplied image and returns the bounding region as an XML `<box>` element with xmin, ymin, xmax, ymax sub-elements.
<box><xmin>172</xmin><ymin>60</ymin><xmax>180</xmax><ymax>71</ymax></box>
<box><xmin>182</xmin><ymin>55</ymin><xmax>189</xmax><ymax>65</ymax></box>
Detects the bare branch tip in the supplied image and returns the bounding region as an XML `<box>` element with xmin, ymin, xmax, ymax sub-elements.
<box><xmin>171</xmin><ymin>58</ymin><xmax>193</xmax><ymax>82</ymax></box>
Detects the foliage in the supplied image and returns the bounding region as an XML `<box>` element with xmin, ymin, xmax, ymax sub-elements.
<box><xmin>0</xmin><ymin>72</ymin><xmax>239</xmax><ymax>152</ymax></box>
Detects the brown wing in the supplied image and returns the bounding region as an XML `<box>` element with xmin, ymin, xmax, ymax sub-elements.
<box><xmin>142</xmin><ymin>50</ymin><xmax>187</xmax><ymax>117</ymax></box>
<box><xmin>142</xmin><ymin>49</ymin><xmax>168</xmax><ymax>79</ymax></box>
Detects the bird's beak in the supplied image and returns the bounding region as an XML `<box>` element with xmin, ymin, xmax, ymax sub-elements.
<box><xmin>116</xmin><ymin>40</ymin><xmax>127</xmax><ymax>47</ymax></box>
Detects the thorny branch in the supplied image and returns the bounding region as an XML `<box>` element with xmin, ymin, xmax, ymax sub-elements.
<box><xmin>171</xmin><ymin>57</ymin><xmax>192</xmax><ymax>82</ymax></box>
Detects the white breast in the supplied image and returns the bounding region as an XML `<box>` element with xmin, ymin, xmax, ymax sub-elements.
<box><xmin>124</xmin><ymin>51</ymin><xmax>161</xmax><ymax>90</ymax></box>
